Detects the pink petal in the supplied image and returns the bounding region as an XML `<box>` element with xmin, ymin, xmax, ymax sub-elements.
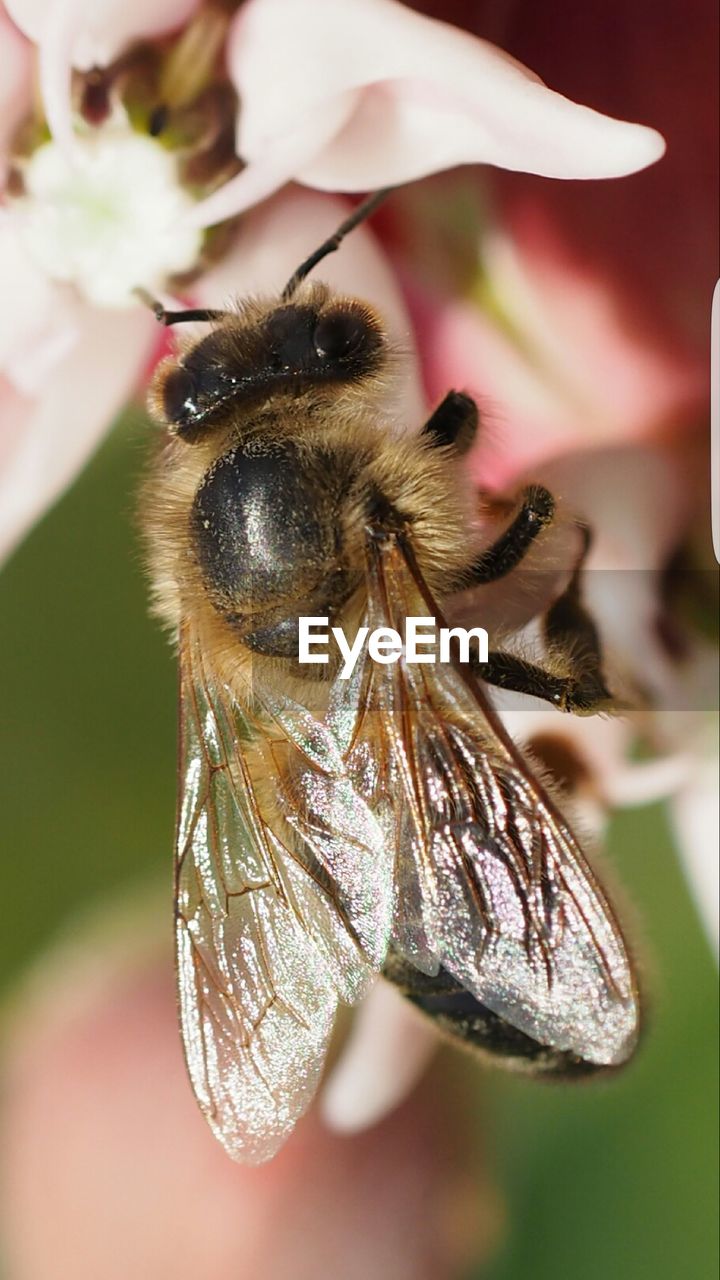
<box><xmin>193</xmin><ymin>185</ymin><xmax>427</xmax><ymax>429</ymax></box>
<box><xmin>408</xmin><ymin>234</ymin><xmax>705</xmax><ymax>492</ymax></box>
<box><xmin>0</xmin><ymin>302</ymin><xmax>156</xmax><ymax>564</ymax></box>
<box><xmin>1</xmin><ymin>917</ymin><xmax>486</xmax><ymax>1279</ymax></box>
<box><xmin>537</xmin><ymin>444</ymin><xmax>695</xmax><ymax>573</ymax></box>
<box><xmin>0</xmin><ymin>8</ymin><xmax>32</xmax><ymax>179</ymax></box>
<box><xmin>321</xmin><ymin>980</ymin><xmax>438</xmax><ymax>1134</ymax></box>
<box><xmin>210</xmin><ymin>0</ymin><xmax>664</xmax><ymax>223</ymax></box>
<box><xmin>0</xmin><ymin>217</ymin><xmax>79</xmax><ymax>389</ymax></box>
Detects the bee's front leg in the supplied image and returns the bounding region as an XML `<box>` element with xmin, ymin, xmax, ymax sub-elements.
<box><xmin>421</xmin><ymin>390</ymin><xmax>479</xmax><ymax>454</ymax></box>
<box><xmin>542</xmin><ymin>525</ymin><xmax>604</xmax><ymax>673</ymax></box>
<box><xmin>467</xmin><ymin>484</ymin><xmax>556</xmax><ymax>584</ymax></box>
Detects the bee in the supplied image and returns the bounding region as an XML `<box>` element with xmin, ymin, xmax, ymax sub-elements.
<box><xmin>141</xmin><ymin>191</ymin><xmax>640</xmax><ymax>1164</ymax></box>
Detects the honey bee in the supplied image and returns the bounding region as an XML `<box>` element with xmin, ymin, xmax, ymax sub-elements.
<box><xmin>141</xmin><ymin>191</ymin><xmax>640</xmax><ymax>1164</ymax></box>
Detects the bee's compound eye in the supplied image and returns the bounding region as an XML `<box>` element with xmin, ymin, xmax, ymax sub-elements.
<box><xmin>163</xmin><ymin>365</ymin><xmax>198</xmax><ymax>427</ymax></box>
<box><xmin>313</xmin><ymin>309</ymin><xmax>368</xmax><ymax>360</ymax></box>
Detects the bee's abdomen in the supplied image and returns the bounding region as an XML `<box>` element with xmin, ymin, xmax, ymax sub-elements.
<box><xmin>191</xmin><ymin>438</ymin><xmax>359</xmax><ymax>653</ymax></box>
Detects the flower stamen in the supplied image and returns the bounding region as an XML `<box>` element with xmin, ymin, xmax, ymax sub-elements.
<box><xmin>6</xmin><ymin>15</ymin><xmax>244</xmax><ymax>310</ymax></box>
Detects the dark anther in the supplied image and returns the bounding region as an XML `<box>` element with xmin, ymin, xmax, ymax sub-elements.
<box><xmin>149</xmin><ymin>104</ymin><xmax>170</xmax><ymax>137</ymax></box>
<box><xmin>81</xmin><ymin>72</ymin><xmax>112</xmax><ymax>127</ymax></box>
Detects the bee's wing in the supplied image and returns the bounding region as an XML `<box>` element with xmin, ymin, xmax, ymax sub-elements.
<box><xmin>175</xmin><ymin>630</ymin><xmax>395</xmax><ymax>1164</ymax></box>
<box><xmin>347</xmin><ymin>534</ymin><xmax>640</xmax><ymax>1067</ymax></box>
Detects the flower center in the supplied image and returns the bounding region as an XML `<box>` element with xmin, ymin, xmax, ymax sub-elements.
<box><xmin>16</xmin><ymin>126</ymin><xmax>203</xmax><ymax>308</ymax></box>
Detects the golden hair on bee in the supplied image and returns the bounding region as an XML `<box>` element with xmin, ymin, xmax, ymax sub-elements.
<box><xmin>142</xmin><ymin>262</ymin><xmax>480</xmax><ymax>699</ymax></box>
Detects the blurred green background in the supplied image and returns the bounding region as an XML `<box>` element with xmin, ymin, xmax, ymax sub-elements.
<box><xmin>0</xmin><ymin>415</ymin><xmax>717</xmax><ymax>1280</ymax></box>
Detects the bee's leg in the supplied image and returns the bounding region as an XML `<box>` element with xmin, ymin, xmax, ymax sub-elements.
<box><xmin>421</xmin><ymin>391</ymin><xmax>478</xmax><ymax>454</ymax></box>
<box><xmin>542</xmin><ymin>526</ymin><xmax>604</xmax><ymax>674</ymax></box>
<box><xmin>471</xmin><ymin>516</ymin><xmax>613</xmax><ymax>713</ymax></box>
<box><xmin>467</xmin><ymin>485</ymin><xmax>556</xmax><ymax>584</ymax></box>
<box><xmin>472</xmin><ymin>649</ymin><xmax>612</xmax><ymax>714</ymax></box>
<box><xmin>134</xmin><ymin>288</ymin><xmax>229</xmax><ymax>327</ymax></box>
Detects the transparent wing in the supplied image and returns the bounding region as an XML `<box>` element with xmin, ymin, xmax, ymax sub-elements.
<box><xmin>344</xmin><ymin>533</ymin><xmax>640</xmax><ymax>1068</ymax></box>
<box><xmin>175</xmin><ymin>630</ymin><xmax>394</xmax><ymax>1164</ymax></box>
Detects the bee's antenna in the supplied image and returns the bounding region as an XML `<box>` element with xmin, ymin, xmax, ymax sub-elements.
<box><xmin>281</xmin><ymin>187</ymin><xmax>394</xmax><ymax>301</ymax></box>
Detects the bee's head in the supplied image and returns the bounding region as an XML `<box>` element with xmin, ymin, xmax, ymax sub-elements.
<box><xmin>148</xmin><ymin>288</ymin><xmax>388</xmax><ymax>442</ymax></box>
<box><xmin>146</xmin><ymin>187</ymin><xmax>395</xmax><ymax>442</ymax></box>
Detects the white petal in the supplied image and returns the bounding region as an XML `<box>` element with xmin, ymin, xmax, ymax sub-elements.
<box><xmin>223</xmin><ymin>0</ymin><xmax>664</xmax><ymax>213</ymax></box>
<box><xmin>321</xmin><ymin>980</ymin><xmax>437</xmax><ymax>1133</ymax></box>
<box><xmin>498</xmin><ymin>700</ymin><xmax>693</xmax><ymax>851</ymax></box>
<box><xmin>605</xmin><ymin>756</ymin><xmax>693</xmax><ymax>808</ymax></box>
<box><xmin>0</xmin><ymin>304</ymin><xmax>156</xmax><ymax>564</ymax></box>
<box><xmin>669</xmin><ymin>730</ymin><xmax>720</xmax><ymax>959</ymax></box>
<box><xmin>6</xmin><ymin>0</ymin><xmax>199</xmax><ymax>68</ymax></box>
<box><xmin>300</xmin><ymin>76</ymin><xmax>663</xmax><ymax>190</ymax></box>
<box><xmin>188</xmin><ymin>91</ymin><xmax>360</xmax><ymax>229</ymax></box>
<box><xmin>16</xmin><ymin>130</ymin><xmax>203</xmax><ymax>307</ymax></box>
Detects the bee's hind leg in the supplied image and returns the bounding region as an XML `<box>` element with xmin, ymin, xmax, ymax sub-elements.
<box><xmin>472</xmin><ymin>649</ymin><xmax>613</xmax><ymax>715</ymax></box>
<box><xmin>471</xmin><ymin>523</ymin><xmax>615</xmax><ymax>715</ymax></box>
<box><xmin>542</xmin><ymin>526</ymin><xmax>604</xmax><ymax>674</ymax></box>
